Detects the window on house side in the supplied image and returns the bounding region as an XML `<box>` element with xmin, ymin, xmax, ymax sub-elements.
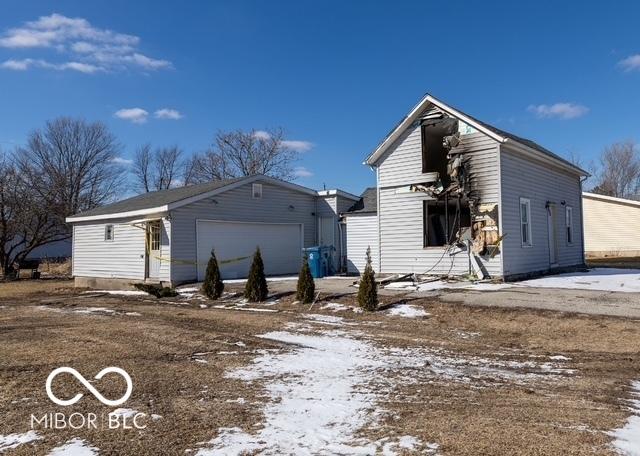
<box><xmin>104</xmin><ymin>224</ymin><xmax>114</xmax><ymax>241</ymax></box>
<box><xmin>565</xmin><ymin>206</ymin><xmax>573</xmax><ymax>244</ymax></box>
<box><xmin>252</xmin><ymin>183</ymin><xmax>263</xmax><ymax>199</ymax></box>
<box><xmin>520</xmin><ymin>198</ymin><xmax>532</xmax><ymax>247</ymax></box>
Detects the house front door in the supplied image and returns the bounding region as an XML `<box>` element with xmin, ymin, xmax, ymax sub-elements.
<box><xmin>547</xmin><ymin>204</ymin><xmax>558</xmax><ymax>266</ymax></box>
<box><xmin>147</xmin><ymin>221</ymin><xmax>161</xmax><ymax>279</ymax></box>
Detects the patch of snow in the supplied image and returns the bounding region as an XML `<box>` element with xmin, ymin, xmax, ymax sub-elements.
<box><xmin>194</xmin><ymin>359</ymin><xmax>208</xmax><ymax>364</ymax></box>
<box><xmin>199</xmin><ymin>304</ymin><xmax>208</xmax><ymax>309</ymax></box>
<box><xmin>151</xmin><ymin>414</ymin><xmax>163</xmax><ymax>421</ymax></box>
<box><xmin>212</xmin><ymin>305</ymin><xmax>278</xmax><ymax>313</ymax></box>
<box><xmin>73</xmin><ymin>307</ymin><xmax>116</xmax><ymax>315</ymax></box>
<box><xmin>320</xmin><ymin>302</ymin><xmax>349</xmax><ymax>312</ymax></box>
<box><xmin>226</xmin><ymin>398</ymin><xmax>246</xmax><ymax>404</ymax></box>
<box><xmin>549</xmin><ymin>355</ymin><xmax>571</xmax><ymax>361</ymax></box>
<box><xmin>387</xmin><ymin>304</ymin><xmax>429</xmax><ymax>318</ymax></box>
<box><xmin>516</xmin><ymin>268</ymin><xmax>640</xmax><ymax>293</ymax></box>
<box><xmin>218</xmin><ymin>351</ymin><xmax>239</xmax><ymax>355</ymax></box>
<box><xmin>609</xmin><ymin>380</ymin><xmax>640</xmax><ymax>456</ymax></box>
<box><xmin>47</xmin><ymin>438</ymin><xmax>99</xmax><ymax>456</ymax></box>
<box><xmin>303</xmin><ymin>314</ymin><xmax>350</xmax><ymax>326</ymax></box>
<box><xmin>125</xmin><ymin>311</ymin><xmax>142</xmax><ymax>316</ymax></box>
<box><xmin>0</xmin><ymin>430</ymin><xmax>41</xmax><ymax>452</ymax></box>
<box><xmin>83</xmin><ymin>290</ymin><xmax>148</xmax><ymax>296</ymax></box>
<box><xmin>109</xmin><ymin>408</ymin><xmax>141</xmax><ymax>419</ymax></box>
<box><xmin>234</xmin><ymin>341</ymin><xmax>246</xmax><ymax>347</ymax></box>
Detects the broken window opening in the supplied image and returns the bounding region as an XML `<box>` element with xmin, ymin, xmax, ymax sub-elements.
<box><xmin>423</xmin><ymin>198</ymin><xmax>471</xmax><ymax>247</ymax></box>
<box><xmin>421</xmin><ymin>117</ymin><xmax>458</xmax><ymax>186</ymax></box>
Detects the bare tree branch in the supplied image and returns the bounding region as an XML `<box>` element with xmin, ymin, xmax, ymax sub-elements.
<box><xmin>590</xmin><ymin>141</ymin><xmax>640</xmax><ymax>199</ymax></box>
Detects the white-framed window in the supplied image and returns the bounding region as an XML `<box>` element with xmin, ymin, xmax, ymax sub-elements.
<box><xmin>104</xmin><ymin>224</ymin><xmax>114</xmax><ymax>241</ymax></box>
<box><xmin>565</xmin><ymin>206</ymin><xmax>573</xmax><ymax>244</ymax></box>
<box><xmin>252</xmin><ymin>183</ymin><xmax>263</xmax><ymax>199</ymax></box>
<box><xmin>519</xmin><ymin>197</ymin><xmax>532</xmax><ymax>247</ymax></box>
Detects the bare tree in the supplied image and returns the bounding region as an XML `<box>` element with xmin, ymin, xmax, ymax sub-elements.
<box><xmin>132</xmin><ymin>145</ymin><xmax>185</xmax><ymax>192</ymax></box>
<box><xmin>188</xmin><ymin>128</ymin><xmax>299</xmax><ymax>183</ymax></box>
<box><xmin>1</xmin><ymin>118</ymin><xmax>125</xmax><ymax>276</ymax></box>
<box><xmin>16</xmin><ymin>117</ymin><xmax>125</xmax><ymax>219</ymax></box>
<box><xmin>591</xmin><ymin>141</ymin><xmax>640</xmax><ymax>199</ymax></box>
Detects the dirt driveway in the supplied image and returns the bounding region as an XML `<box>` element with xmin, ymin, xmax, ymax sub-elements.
<box><xmin>0</xmin><ymin>280</ymin><xmax>639</xmax><ymax>455</ymax></box>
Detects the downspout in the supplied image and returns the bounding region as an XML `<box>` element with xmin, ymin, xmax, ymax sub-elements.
<box><xmin>579</xmin><ymin>176</ymin><xmax>588</xmax><ymax>268</ymax></box>
<box><xmin>376</xmin><ymin>165</ymin><xmax>382</xmax><ymax>272</ymax></box>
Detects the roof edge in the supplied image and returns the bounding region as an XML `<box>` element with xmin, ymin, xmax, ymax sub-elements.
<box><xmin>583</xmin><ymin>191</ymin><xmax>640</xmax><ymax>207</ymax></box>
<box><xmin>317</xmin><ymin>189</ymin><xmax>360</xmax><ymax>201</ymax></box>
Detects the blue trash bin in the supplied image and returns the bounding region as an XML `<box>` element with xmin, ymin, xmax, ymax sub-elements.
<box><xmin>303</xmin><ymin>247</ymin><xmax>324</xmax><ymax>278</ymax></box>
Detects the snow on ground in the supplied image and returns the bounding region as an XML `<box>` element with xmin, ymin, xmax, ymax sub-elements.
<box><xmin>389</xmin><ymin>268</ymin><xmax>640</xmax><ymax>294</ymax></box>
<box><xmin>47</xmin><ymin>438</ymin><xmax>99</xmax><ymax>456</ymax></box>
<box><xmin>196</xmin><ymin>323</ymin><xmax>573</xmax><ymax>455</ymax></box>
<box><xmin>72</xmin><ymin>307</ymin><xmax>116</xmax><ymax>315</ymax></box>
<box><xmin>321</xmin><ymin>302</ymin><xmax>349</xmax><ymax>312</ymax></box>
<box><xmin>0</xmin><ymin>430</ymin><xmax>41</xmax><ymax>452</ymax></box>
<box><xmin>303</xmin><ymin>314</ymin><xmax>353</xmax><ymax>326</ymax></box>
<box><xmin>82</xmin><ymin>290</ymin><xmax>148</xmax><ymax>296</ymax></box>
<box><xmin>609</xmin><ymin>380</ymin><xmax>640</xmax><ymax>456</ymax></box>
<box><xmin>212</xmin><ymin>305</ymin><xmax>278</xmax><ymax>313</ymax></box>
<box><xmin>387</xmin><ymin>304</ymin><xmax>430</xmax><ymax>318</ymax></box>
<box><xmin>109</xmin><ymin>408</ymin><xmax>142</xmax><ymax>419</ymax></box>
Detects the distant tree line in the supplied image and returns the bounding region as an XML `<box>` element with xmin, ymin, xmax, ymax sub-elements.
<box><xmin>1</xmin><ymin>118</ymin><xmax>301</xmax><ymax>277</ymax></box>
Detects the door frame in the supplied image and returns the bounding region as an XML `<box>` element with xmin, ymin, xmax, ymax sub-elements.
<box><xmin>146</xmin><ymin>220</ymin><xmax>162</xmax><ymax>279</ymax></box>
<box><xmin>547</xmin><ymin>203</ymin><xmax>558</xmax><ymax>266</ymax></box>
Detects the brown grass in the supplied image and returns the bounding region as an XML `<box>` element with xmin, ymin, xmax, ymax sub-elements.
<box><xmin>0</xmin><ymin>287</ymin><xmax>638</xmax><ymax>455</ymax></box>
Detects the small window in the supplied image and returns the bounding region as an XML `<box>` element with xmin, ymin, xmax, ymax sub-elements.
<box><xmin>252</xmin><ymin>183</ymin><xmax>263</xmax><ymax>199</ymax></box>
<box><xmin>104</xmin><ymin>224</ymin><xmax>114</xmax><ymax>241</ymax></box>
<box><xmin>565</xmin><ymin>206</ymin><xmax>573</xmax><ymax>244</ymax></box>
<box><xmin>520</xmin><ymin>198</ymin><xmax>532</xmax><ymax>247</ymax></box>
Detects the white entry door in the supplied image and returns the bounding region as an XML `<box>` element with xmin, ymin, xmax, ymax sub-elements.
<box><xmin>547</xmin><ymin>204</ymin><xmax>558</xmax><ymax>266</ymax></box>
<box><xmin>147</xmin><ymin>221</ymin><xmax>161</xmax><ymax>279</ymax></box>
<box><xmin>196</xmin><ymin>221</ymin><xmax>303</xmax><ymax>280</ymax></box>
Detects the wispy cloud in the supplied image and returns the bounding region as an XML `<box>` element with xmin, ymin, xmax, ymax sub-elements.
<box><xmin>293</xmin><ymin>166</ymin><xmax>313</xmax><ymax>178</ymax></box>
<box><xmin>114</xmin><ymin>108</ymin><xmax>148</xmax><ymax>124</ymax></box>
<box><xmin>111</xmin><ymin>156</ymin><xmax>133</xmax><ymax>165</ymax></box>
<box><xmin>619</xmin><ymin>54</ymin><xmax>640</xmax><ymax>72</ymax></box>
<box><xmin>0</xmin><ymin>13</ymin><xmax>171</xmax><ymax>73</ymax></box>
<box><xmin>282</xmin><ymin>140</ymin><xmax>314</xmax><ymax>152</ymax></box>
<box><xmin>252</xmin><ymin>130</ymin><xmax>271</xmax><ymax>140</ymax></box>
<box><xmin>154</xmin><ymin>108</ymin><xmax>183</xmax><ymax>120</ymax></box>
<box><xmin>527</xmin><ymin>102</ymin><xmax>589</xmax><ymax>120</ymax></box>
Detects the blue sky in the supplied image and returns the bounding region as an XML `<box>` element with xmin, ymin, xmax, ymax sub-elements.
<box><xmin>1</xmin><ymin>1</ymin><xmax>639</xmax><ymax>195</ymax></box>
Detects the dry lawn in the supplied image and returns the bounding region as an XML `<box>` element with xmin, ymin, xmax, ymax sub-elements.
<box><xmin>0</xmin><ymin>282</ymin><xmax>638</xmax><ymax>455</ymax></box>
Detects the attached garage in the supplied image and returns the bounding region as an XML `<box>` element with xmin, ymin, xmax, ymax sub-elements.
<box><xmin>196</xmin><ymin>220</ymin><xmax>303</xmax><ymax>280</ymax></box>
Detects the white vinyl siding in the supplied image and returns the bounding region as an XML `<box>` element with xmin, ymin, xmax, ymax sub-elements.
<box><xmin>345</xmin><ymin>214</ymin><xmax>378</xmax><ymax>274</ymax></box>
<box><xmin>500</xmin><ymin>146</ymin><xmax>584</xmax><ymax>276</ymax></box>
<box><xmin>170</xmin><ymin>180</ymin><xmax>317</xmax><ymax>284</ymax></box>
<box><xmin>583</xmin><ymin>194</ymin><xmax>640</xmax><ymax>256</ymax></box>
<box><xmin>375</xmin><ymin>108</ymin><xmax>502</xmax><ymax>277</ymax></box>
<box><xmin>519</xmin><ymin>198</ymin><xmax>532</xmax><ymax>247</ymax></box>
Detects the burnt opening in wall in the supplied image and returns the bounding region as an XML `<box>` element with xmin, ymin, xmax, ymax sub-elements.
<box><xmin>421</xmin><ymin>117</ymin><xmax>458</xmax><ymax>185</ymax></box>
<box><xmin>423</xmin><ymin>198</ymin><xmax>471</xmax><ymax>247</ymax></box>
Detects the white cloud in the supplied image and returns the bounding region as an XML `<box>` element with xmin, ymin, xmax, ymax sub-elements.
<box><xmin>282</xmin><ymin>140</ymin><xmax>314</xmax><ymax>152</ymax></box>
<box><xmin>154</xmin><ymin>108</ymin><xmax>183</xmax><ymax>120</ymax></box>
<box><xmin>527</xmin><ymin>102</ymin><xmax>589</xmax><ymax>119</ymax></box>
<box><xmin>111</xmin><ymin>156</ymin><xmax>133</xmax><ymax>165</ymax></box>
<box><xmin>619</xmin><ymin>54</ymin><xmax>640</xmax><ymax>71</ymax></box>
<box><xmin>293</xmin><ymin>166</ymin><xmax>313</xmax><ymax>178</ymax></box>
<box><xmin>114</xmin><ymin>108</ymin><xmax>148</xmax><ymax>124</ymax></box>
<box><xmin>253</xmin><ymin>130</ymin><xmax>272</xmax><ymax>140</ymax></box>
<box><xmin>0</xmin><ymin>13</ymin><xmax>170</xmax><ymax>73</ymax></box>
<box><xmin>1</xmin><ymin>58</ymin><xmax>100</xmax><ymax>73</ymax></box>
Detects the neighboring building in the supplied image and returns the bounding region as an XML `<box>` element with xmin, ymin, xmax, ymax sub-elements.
<box><xmin>582</xmin><ymin>192</ymin><xmax>640</xmax><ymax>258</ymax></box>
<box><xmin>345</xmin><ymin>94</ymin><xmax>588</xmax><ymax>280</ymax></box>
<box><xmin>342</xmin><ymin>187</ymin><xmax>378</xmax><ymax>274</ymax></box>
<box><xmin>66</xmin><ymin>175</ymin><xmax>358</xmax><ymax>288</ymax></box>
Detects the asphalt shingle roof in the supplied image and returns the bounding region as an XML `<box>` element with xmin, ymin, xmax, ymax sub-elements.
<box><xmin>346</xmin><ymin>187</ymin><xmax>377</xmax><ymax>214</ymax></box>
<box><xmin>71</xmin><ymin>177</ymin><xmax>246</xmax><ymax>218</ymax></box>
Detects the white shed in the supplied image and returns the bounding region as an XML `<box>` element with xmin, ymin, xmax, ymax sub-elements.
<box><xmin>582</xmin><ymin>192</ymin><xmax>640</xmax><ymax>257</ymax></box>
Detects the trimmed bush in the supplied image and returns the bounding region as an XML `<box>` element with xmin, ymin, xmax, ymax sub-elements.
<box><xmin>134</xmin><ymin>283</ymin><xmax>178</xmax><ymax>298</ymax></box>
<box><xmin>296</xmin><ymin>255</ymin><xmax>315</xmax><ymax>304</ymax></box>
<box><xmin>202</xmin><ymin>249</ymin><xmax>224</xmax><ymax>299</ymax></box>
<box><xmin>357</xmin><ymin>246</ymin><xmax>378</xmax><ymax>311</ymax></box>
<box><xmin>244</xmin><ymin>247</ymin><xmax>268</xmax><ymax>302</ymax></box>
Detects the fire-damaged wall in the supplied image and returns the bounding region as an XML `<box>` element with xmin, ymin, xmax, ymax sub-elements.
<box><xmin>376</xmin><ymin>106</ymin><xmax>503</xmax><ymax>277</ymax></box>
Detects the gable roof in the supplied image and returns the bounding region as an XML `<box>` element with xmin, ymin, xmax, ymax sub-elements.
<box><xmin>583</xmin><ymin>191</ymin><xmax>640</xmax><ymax>208</ymax></box>
<box><xmin>66</xmin><ymin>174</ymin><xmax>319</xmax><ymax>223</ymax></box>
<box><xmin>344</xmin><ymin>187</ymin><xmax>377</xmax><ymax>215</ymax></box>
<box><xmin>364</xmin><ymin>94</ymin><xmax>588</xmax><ymax>176</ymax></box>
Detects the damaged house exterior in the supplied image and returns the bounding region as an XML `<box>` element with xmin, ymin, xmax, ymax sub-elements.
<box><xmin>345</xmin><ymin>94</ymin><xmax>588</xmax><ymax>280</ymax></box>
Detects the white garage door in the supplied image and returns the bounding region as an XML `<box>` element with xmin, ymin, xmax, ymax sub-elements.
<box><xmin>196</xmin><ymin>220</ymin><xmax>303</xmax><ymax>280</ymax></box>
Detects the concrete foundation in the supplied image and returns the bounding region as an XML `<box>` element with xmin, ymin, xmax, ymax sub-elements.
<box><xmin>74</xmin><ymin>276</ymin><xmax>172</xmax><ymax>290</ymax></box>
